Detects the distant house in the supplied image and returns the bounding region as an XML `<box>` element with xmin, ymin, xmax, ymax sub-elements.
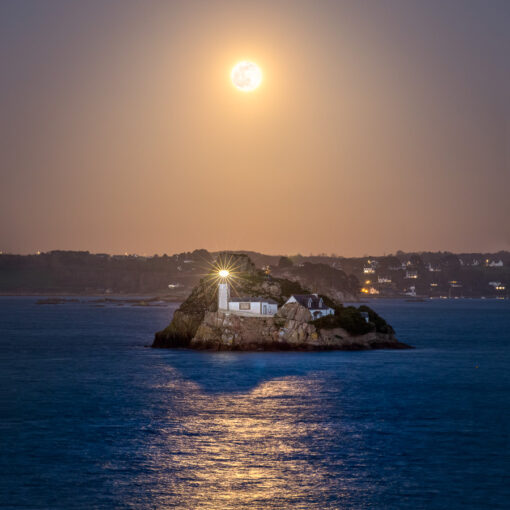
<box><xmin>378</xmin><ymin>276</ymin><xmax>392</xmax><ymax>284</ymax></box>
<box><xmin>405</xmin><ymin>270</ymin><xmax>418</xmax><ymax>279</ymax></box>
<box><xmin>404</xmin><ymin>286</ymin><xmax>416</xmax><ymax>297</ymax></box>
<box><xmin>363</xmin><ymin>266</ymin><xmax>375</xmax><ymax>274</ymax></box>
<box><xmin>489</xmin><ymin>260</ymin><xmax>504</xmax><ymax>267</ymax></box>
<box><xmin>361</xmin><ymin>285</ymin><xmax>380</xmax><ymax>295</ymax></box>
<box><xmin>285</xmin><ymin>294</ymin><xmax>334</xmax><ymax>319</ymax></box>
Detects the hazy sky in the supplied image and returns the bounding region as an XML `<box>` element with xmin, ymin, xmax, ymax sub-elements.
<box><xmin>1</xmin><ymin>0</ymin><xmax>509</xmax><ymax>256</ymax></box>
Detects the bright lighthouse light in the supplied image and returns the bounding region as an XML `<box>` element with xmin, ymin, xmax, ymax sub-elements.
<box><xmin>218</xmin><ymin>269</ymin><xmax>230</xmax><ymax>278</ymax></box>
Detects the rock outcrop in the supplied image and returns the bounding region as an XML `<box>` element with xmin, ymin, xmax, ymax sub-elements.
<box><xmin>152</xmin><ymin>253</ymin><xmax>308</xmax><ymax>349</ymax></box>
<box><xmin>152</xmin><ymin>253</ymin><xmax>411</xmax><ymax>351</ymax></box>
<box><xmin>188</xmin><ymin>303</ymin><xmax>410</xmax><ymax>351</ymax></box>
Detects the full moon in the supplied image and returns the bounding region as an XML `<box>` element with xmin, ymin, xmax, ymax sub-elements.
<box><xmin>231</xmin><ymin>61</ymin><xmax>262</xmax><ymax>92</ymax></box>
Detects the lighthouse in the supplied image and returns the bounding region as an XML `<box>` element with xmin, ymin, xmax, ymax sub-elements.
<box><xmin>218</xmin><ymin>269</ymin><xmax>230</xmax><ymax>311</ymax></box>
<box><xmin>215</xmin><ymin>267</ymin><xmax>278</xmax><ymax>316</ymax></box>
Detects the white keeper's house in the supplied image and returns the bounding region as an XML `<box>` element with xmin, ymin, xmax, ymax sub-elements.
<box><xmin>218</xmin><ymin>281</ymin><xmax>278</xmax><ymax>316</ymax></box>
<box><xmin>228</xmin><ymin>296</ymin><xmax>279</xmax><ymax>316</ymax></box>
<box><xmin>216</xmin><ymin>271</ymin><xmax>334</xmax><ymax>319</ymax></box>
<box><xmin>285</xmin><ymin>294</ymin><xmax>334</xmax><ymax>319</ymax></box>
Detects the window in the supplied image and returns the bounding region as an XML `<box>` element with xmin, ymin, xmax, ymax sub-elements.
<box><xmin>308</xmin><ymin>298</ymin><xmax>312</xmax><ymax>308</ymax></box>
<box><xmin>239</xmin><ymin>302</ymin><xmax>250</xmax><ymax>310</ymax></box>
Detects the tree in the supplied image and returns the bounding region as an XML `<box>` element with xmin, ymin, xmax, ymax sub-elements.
<box><xmin>278</xmin><ymin>256</ymin><xmax>294</xmax><ymax>268</ymax></box>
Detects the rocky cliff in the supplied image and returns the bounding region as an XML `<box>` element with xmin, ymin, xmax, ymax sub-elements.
<box><xmin>152</xmin><ymin>253</ymin><xmax>411</xmax><ymax>351</ymax></box>
<box><xmin>190</xmin><ymin>302</ymin><xmax>409</xmax><ymax>351</ymax></box>
<box><xmin>152</xmin><ymin>254</ymin><xmax>306</xmax><ymax>348</ymax></box>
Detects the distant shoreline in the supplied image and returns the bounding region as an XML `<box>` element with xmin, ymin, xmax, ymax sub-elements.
<box><xmin>0</xmin><ymin>293</ymin><xmax>506</xmax><ymax>301</ymax></box>
<box><xmin>0</xmin><ymin>292</ymin><xmax>184</xmax><ymax>301</ymax></box>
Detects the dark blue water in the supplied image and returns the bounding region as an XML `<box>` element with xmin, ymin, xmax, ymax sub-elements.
<box><xmin>1</xmin><ymin>298</ymin><xmax>509</xmax><ymax>509</ymax></box>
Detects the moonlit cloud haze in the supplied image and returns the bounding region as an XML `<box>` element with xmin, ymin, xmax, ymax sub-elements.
<box><xmin>1</xmin><ymin>0</ymin><xmax>509</xmax><ymax>256</ymax></box>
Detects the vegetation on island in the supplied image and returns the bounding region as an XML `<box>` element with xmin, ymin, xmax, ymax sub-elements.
<box><xmin>310</xmin><ymin>303</ymin><xmax>394</xmax><ymax>336</ymax></box>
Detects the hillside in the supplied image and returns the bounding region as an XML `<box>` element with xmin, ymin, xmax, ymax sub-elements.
<box><xmin>1</xmin><ymin>249</ymin><xmax>508</xmax><ymax>298</ymax></box>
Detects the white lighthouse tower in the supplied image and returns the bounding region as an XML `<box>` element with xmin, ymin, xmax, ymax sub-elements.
<box><xmin>218</xmin><ymin>270</ymin><xmax>230</xmax><ymax>311</ymax></box>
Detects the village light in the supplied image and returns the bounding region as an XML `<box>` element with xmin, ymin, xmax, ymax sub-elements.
<box><xmin>218</xmin><ymin>269</ymin><xmax>230</xmax><ymax>278</ymax></box>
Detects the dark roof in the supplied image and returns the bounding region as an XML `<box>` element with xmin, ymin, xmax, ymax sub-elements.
<box><xmin>229</xmin><ymin>296</ymin><xmax>278</xmax><ymax>304</ymax></box>
<box><xmin>289</xmin><ymin>294</ymin><xmax>332</xmax><ymax>310</ymax></box>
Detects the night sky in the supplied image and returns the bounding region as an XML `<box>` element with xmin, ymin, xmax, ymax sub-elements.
<box><xmin>1</xmin><ymin>0</ymin><xmax>509</xmax><ymax>256</ymax></box>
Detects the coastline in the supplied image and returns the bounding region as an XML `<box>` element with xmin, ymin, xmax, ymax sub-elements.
<box><xmin>0</xmin><ymin>292</ymin><xmax>185</xmax><ymax>301</ymax></box>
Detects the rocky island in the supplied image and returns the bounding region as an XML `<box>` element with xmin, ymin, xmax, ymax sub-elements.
<box><xmin>152</xmin><ymin>254</ymin><xmax>412</xmax><ymax>351</ymax></box>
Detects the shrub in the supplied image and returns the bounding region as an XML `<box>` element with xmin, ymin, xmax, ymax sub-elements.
<box><xmin>311</xmin><ymin>303</ymin><xmax>394</xmax><ymax>336</ymax></box>
<box><xmin>277</xmin><ymin>278</ymin><xmax>309</xmax><ymax>299</ymax></box>
<box><xmin>358</xmin><ymin>305</ymin><xmax>394</xmax><ymax>334</ymax></box>
<box><xmin>311</xmin><ymin>305</ymin><xmax>372</xmax><ymax>336</ymax></box>
<box><xmin>278</xmin><ymin>256</ymin><xmax>294</xmax><ymax>268</ymax></box>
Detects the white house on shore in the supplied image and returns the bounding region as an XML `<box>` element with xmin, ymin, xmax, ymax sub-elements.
<box><xmin>218</xmin><ymin>282</ymin><xmax>278</xmax><ymax>316</ymax></box>
<box><xmin>285</xmin><ymin>294</ymin><xmax>334</xmax><ymax>320</ymax></box>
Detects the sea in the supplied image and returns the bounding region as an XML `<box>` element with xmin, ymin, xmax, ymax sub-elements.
<box><xmin>1</xmin><ymin>297</ymin><xmax>509</xmax><ymax>509</ymax></box>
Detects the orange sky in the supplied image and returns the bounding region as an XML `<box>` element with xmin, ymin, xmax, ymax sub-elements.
<box><xmin>1</xmin><ymin>0</ymin><xmax>509</xmax><ymax>256</ymax></box>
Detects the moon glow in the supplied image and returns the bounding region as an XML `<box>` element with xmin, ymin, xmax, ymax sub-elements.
<box><xmin>231</xmin><ymin>61</ymin><xmax>262</xmax><ymax>92</ymax></box>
